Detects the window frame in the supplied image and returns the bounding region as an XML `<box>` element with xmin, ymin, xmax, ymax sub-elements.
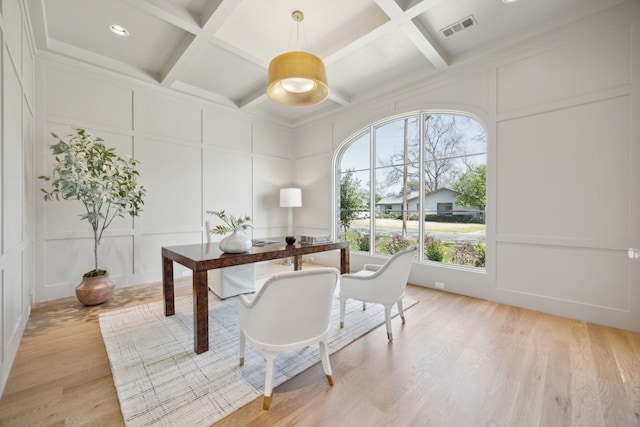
<box><xmin>332</xmin><ymin>110</ymin><xmax>487</xmax><ymax>269</ymax></box>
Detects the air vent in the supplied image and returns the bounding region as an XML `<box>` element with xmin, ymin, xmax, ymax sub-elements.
<box><xmin>440</xmin><ymin>15</ymin><xmax>476</xmax><ymax>38</ymax></box>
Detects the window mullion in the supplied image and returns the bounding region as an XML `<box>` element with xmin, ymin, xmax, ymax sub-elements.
<box><xmin>370</xmin><ymin>128</ymin><xmax>376</xmax><ymax>254</ymax></box>
<box><xmin>418</xmin><ymin>113</ymin><xmax>425</xmax><ymax>262</ymax></box>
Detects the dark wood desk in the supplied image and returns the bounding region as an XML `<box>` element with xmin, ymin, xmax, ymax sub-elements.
<box><xmin>162</xmin><ymin>238</ymin><xmax>350</xmax><ymax>354</ymax></box>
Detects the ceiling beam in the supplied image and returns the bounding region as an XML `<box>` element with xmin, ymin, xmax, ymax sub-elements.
<box><xmin>327</xmin><ymin>87</ymin><xmax>351</xmax><ymax>106</ymax></box>
<box><xmin>130</xmin><ymin>0</ymin><xmax>201</xmax><ymax>35</ymax></box>
<box><xmin>170</xmin><ymin>81</ymin><xmax>238</xmax><ymax>109</ymax></box>
<box><xmin>47</xmin><ymin>38</ymin><xmax>160</xmax><ymax>83</ymax></box>
<box><xmin>209</xmin><ymin>38</ymin><xmax>268</xmax><ymax>69</ymax></box>
<box><xmin>239</xmin><ymin>86</ymin><xmax>268</xmax><ymax>109</ymax></box>
<box><xmin>323</xmin><ymin>20</ymin><xmax>397</xmax><ymax>65</ymax></box>
<box><xmin>374</xmin><ymin>0</ymin><xmax>448</xmax><ymax>69</ymax></box>
<box><xmin>403</xmin><ymin>19</ymin><xmax>448</xmax><ymax>70</ymax></box>
<box><xmin>405</xmin><ymin>0</ymin><xmax>448</xmax><ymax>17</ymax></box>
<box><xmin>158</xmin><ymin>0</ymin><xmax>244</xmax><ymax>89</ymax></box>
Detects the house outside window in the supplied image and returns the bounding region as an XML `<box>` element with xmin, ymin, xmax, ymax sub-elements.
<box><xmin>437</xmin><ymin>202</ymin><xmax>453</xmax><ymax>215</ymax></box>
<box><xmin>335</xmin><ymin>112</ymin><xmax>487</xmax><ymax>268</ymax></box>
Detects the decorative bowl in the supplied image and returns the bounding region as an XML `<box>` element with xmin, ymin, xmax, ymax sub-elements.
<box><xmin>285</xmin><ymin>236</ymin><xmax>296</xmax><ymax>245</ymax></box>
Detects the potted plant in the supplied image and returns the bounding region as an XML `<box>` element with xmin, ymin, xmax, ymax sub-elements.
<box><xmin>39</xmin><ymin>128</ymin><xmax>146</xmax><ymax>305</ymax></box>
<box><xmin>207</xmin><ymin>210</ymin><xmax>253</xmax><ymax>253</ymax></box>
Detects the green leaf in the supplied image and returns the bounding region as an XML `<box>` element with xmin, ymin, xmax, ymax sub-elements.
<box><xmin>51</xmin><ymin>142</ymin><xmax>69</xmax><ymax>155</ymax></box>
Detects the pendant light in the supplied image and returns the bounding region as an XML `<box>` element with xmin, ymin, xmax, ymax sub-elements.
<box><xmin>267</xmin><ymin>11</ymin><xmax>329</xmax><ymax>106</ymax></box>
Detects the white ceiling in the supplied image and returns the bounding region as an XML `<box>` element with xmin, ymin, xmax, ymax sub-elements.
<box><xmin>27</xmin><ymin>0</ymin><xmax>619</xmax><ymax>126</ymax></box>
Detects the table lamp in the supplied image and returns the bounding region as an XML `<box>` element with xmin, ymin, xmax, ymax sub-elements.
<box><xmin>280</xmin><ymin>188</ymin><xmax>302</xmax><ymax>265</ymax></box>
<box><xmin>280</xmin><ymin>187</ymin><xmax>302</xmax><ymax>234</ymax></box>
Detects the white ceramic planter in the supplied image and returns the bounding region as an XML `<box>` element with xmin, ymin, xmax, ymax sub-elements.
<box><xmin>219</xmin><ymin>231</ymin><xmax>252</xmax><ymax>253</ymax></box>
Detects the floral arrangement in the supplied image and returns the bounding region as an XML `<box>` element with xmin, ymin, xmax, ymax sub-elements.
<box><xmin>207</xmin><ymin>210</ymin><xmax>253</xmax><ymax>235</ymax></box>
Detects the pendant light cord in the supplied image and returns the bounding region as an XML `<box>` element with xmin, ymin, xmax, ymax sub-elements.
<box><xmin>288</xmin><ymin>11</ymin><xmax>307</xmax><ymax>52</ymax></box>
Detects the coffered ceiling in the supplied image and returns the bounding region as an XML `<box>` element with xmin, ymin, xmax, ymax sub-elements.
<box><xmin>27</xmin><ymin>0</ymin><xmax>619</xmax><ymax>126</ymax></box>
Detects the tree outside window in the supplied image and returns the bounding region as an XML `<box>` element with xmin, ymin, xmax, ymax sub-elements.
<box><xmin>339</xmin><ymin>170</ymin><xmax>364</xmax><ymax>239</ymax></box>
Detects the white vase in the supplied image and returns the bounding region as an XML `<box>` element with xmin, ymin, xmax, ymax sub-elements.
<box><xmin>219</xmin><ymin>230</ymin><xmax>252</xmax><ymax>253</ymax></box>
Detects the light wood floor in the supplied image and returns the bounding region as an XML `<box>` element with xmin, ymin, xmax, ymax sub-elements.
<box><xmin>1</xmin><ymin>261</ymin><xmax>639</xmax><ymax>426</ymax></box>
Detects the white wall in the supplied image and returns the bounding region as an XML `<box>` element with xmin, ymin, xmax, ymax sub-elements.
<box><xmin>0</xmin><ymin>0</ymin><xmax>36</xmax><ymax>399</ymax></box>
<box><xmin>294</xmin><ymin>2</ymin><xmax>640</xmax><ymax>332</ymax></box>
<box><xmin>34</xmin><ymin>57</ymin><xmax>295</xmax><ymax>302</ymax></box>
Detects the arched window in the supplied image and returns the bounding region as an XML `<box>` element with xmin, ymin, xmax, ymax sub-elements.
<box><xmin>335</xmin><ymin>112</ymin><xmax>487</xmax><ymax>268</ymax></box>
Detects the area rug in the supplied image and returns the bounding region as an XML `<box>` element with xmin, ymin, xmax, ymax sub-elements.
<box><xmin>99</xmin><ymin>290</ymin><xmax>417</xmax><ymax>427</ymax></box>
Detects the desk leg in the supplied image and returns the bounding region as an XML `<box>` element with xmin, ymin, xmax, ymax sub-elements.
<box><xmin>340</xmin><ymin>248</ymin><xmax>350</xmax><ymax>274</ymax></box>
<box><xmin>193</xmin><ymin>270</ymin><xmax>209</xmax><ymax>354</ymax></box>
<box><xmin>294</xmin><ymin>255</ymin><xmax>302</xmax><ymax>271</ymax></box>
<box><xmin>163</xmin><ymin>256</ymin><xmax>175</xmax><ymax>316</ymax></box>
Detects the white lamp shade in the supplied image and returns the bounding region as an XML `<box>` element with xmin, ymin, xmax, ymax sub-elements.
<box><xmin>280</xmin><ymin>188</ymin><xmax>302</xmax><ymax>207</ymax></box>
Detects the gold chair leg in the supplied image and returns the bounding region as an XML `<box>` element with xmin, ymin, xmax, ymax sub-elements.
<box><xmin>401</xmin><ymin>315</ymin><xmax>405</xmax><ymax>324</ymax></box>
<box><xmin>326</xmin><ymin>374</ymin><xmax>334</xmax><ymax>386</ymax></box>
<box><xmin>387</xmin><ymin>332</ymin><xmax>393</xmax><ymax>341</ymax></box>
<box><xmin>340</xmin><ymin>321</ymin><xmax>344</xmax><ymax>328</ymax></box>
<box><xmin>240</xmin><ymin>357</ymin><xmax>244</xmax><ymax>366</ymax></box>
<box><xmin>263</xmin><ymin>395</ymin><xmax>271</xmax><ymax>410</ymax></box>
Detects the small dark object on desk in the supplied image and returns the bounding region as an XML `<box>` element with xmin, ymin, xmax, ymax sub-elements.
<box><xmin>285</xmin><ymin>236</ymin><xmax>296</xmax><ymax>245</ymax></box>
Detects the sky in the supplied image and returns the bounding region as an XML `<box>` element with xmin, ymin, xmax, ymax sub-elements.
<box><xmin>339</xmin><ymin>113</ymin><xmax>487</xmax><ymax>197</ymax></box>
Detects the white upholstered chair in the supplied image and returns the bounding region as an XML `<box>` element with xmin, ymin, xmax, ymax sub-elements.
<box><xmin>206</xmin><ymin>220</ymin><xmax>256</xmax><ymax>299</ymax></box>
<box><xmin>339</xmin><ymin>246</ymin><xmax>416</xmax><ymax>341</ymax></box>
<box><xmin>238</xmin><ymin>267</ymin><xmax>339</xmax><ymax>410</ymax></box>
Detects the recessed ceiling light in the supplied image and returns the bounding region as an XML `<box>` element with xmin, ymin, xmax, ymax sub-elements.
<box><xmin>109</xmin><ymin>24</ymin><xmax>129</xmax><ymax>37</ymax></box>
<box><xmin>503</xmin><ymin>0</ymin><xmax>519</xmax><ymax>3</ymax></box>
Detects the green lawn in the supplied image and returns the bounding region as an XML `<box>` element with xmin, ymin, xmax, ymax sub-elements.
<box><xmin>350</xmin><ymin>218</ymin><xmax>485</xmax><ymax>233</ymax></box>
